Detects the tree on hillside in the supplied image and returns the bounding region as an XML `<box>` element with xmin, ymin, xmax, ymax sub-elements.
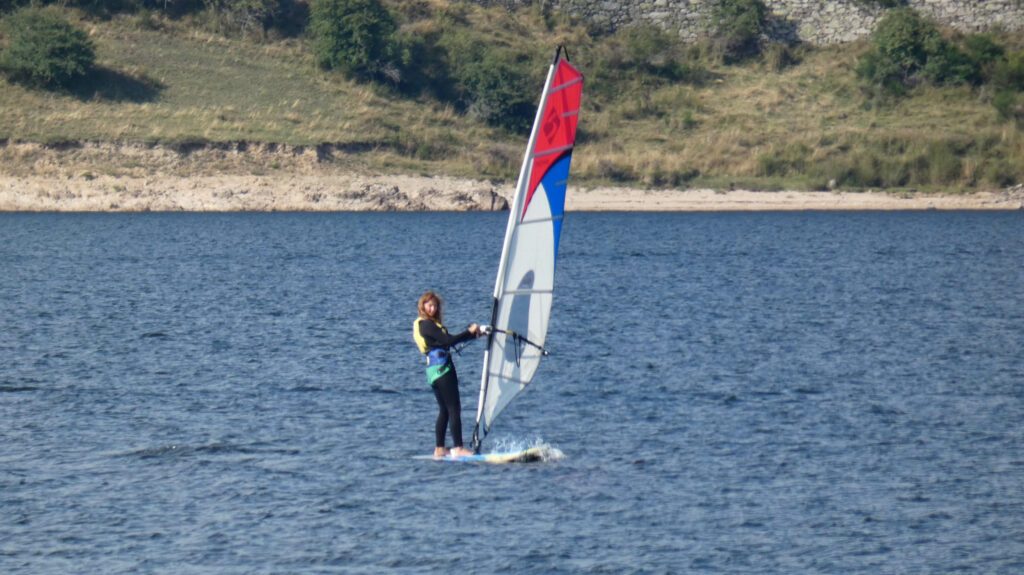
<box><xmin>857</xmin><ymin>8</ymin><xmax>975</xmax><ymax>96</ymax></box>
<box><xmin>435</xmin><ymin>27</ymin><xmax>542</xmax><ymax>134</ymax></box>
<box><xmin>310</xmin><ymin>0</ymin><xmax>398</xmax><ymax>83</ymax></box>
<box><xmin>991</xmin><ymin>49</ymin><xmax>1024</xmax><ymax>125</ymax></box>
<box><xmin>0</xmin><ymin>6</ymin><xmax>96</xmax><ymax>89</ymax></box>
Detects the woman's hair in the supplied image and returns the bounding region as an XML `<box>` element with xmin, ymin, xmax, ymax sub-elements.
<box><xmin>417</xmin><ymin>290</ymin><xmax>443</xmax><ymax>322</ymax></box>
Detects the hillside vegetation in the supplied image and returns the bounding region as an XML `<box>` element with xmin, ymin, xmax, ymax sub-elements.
<box><xmin>1</xmin><ymin>1</ymin><xmax>1022</xmax><ymax>193</ymax></box>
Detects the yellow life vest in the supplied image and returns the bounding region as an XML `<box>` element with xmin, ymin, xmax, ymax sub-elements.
<box><xmin>414</xmin><ymin>317</ymin><xmax>452</xmax><ymax>386</ymax></box>
<box><xmin>413</xmin><ymin>317</ymin><xmax>445</xmax><ymax>354</ymax></box>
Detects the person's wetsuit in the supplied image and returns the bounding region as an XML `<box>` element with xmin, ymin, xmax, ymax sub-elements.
<box><xmin>414</xmin><ymin>318</ymin><xmax>477</xmax><ymax>449</ymax></box>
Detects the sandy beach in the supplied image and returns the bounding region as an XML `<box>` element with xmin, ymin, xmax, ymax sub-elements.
<box><xmin>1</xmin><ymin>142</ymin><xmax>1021</xmax><ymax>212</ymax></box>
<box><xmin>568</xmin><ymin>185</ymin><xmax>1024</xmax><ymax>212</ymax></box>
<box><xmin>2</xmin><ymin>173</ymin><xmax>1022</xmax><ymax>212</ymax></box>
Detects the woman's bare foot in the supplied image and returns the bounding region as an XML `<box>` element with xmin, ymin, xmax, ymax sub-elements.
<box><xmin>450</xmin><ymin>446</ymin><xmax>474</xmax><ymax>457</ymax></box>
<box><xmin>434</xmin><ymin>447</ymin><xmax>450</xmax><ymax>457</ymax></box>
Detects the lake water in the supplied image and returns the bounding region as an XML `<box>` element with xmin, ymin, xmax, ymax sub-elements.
<box><xmin>1</xmin><ymin>211</ymin><xmax>1022</xmax><ymax>573</ymax></box>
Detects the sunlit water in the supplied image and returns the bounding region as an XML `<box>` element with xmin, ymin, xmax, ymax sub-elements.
<box><xmin>2</xmin><ymin>211</ymin><xmax>1022</xmax><ymax>573</ymax></box>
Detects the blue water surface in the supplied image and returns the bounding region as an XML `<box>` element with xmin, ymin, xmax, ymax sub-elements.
<box><xmin>1</xmin><ymin>211</ymin><xmax>1022</xmax><ymax>573</ymax></box>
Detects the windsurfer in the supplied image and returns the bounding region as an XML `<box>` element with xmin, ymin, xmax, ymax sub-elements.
<box><xmin>413</xmin><ymin>291</ymin><xmax>482</xmax><ymax>458</ymax></box>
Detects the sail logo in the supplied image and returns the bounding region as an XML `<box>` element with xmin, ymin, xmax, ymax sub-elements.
<box><xmin>542</xmin><ymin>107</ymin><xmax>561</xmax><ymax>142</ymax></box>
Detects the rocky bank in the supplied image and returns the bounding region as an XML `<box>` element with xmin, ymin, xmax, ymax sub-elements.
<box><xmin>1</xmin><ymin>141</ymin><xmax>1021</xmax><ymax>212</ymax></box>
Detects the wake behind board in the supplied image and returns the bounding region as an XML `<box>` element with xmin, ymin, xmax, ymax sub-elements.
<box><xmin>413</xmin><ymin>446</ymin><xmax>546</xmax><ymax>464</ymax></box>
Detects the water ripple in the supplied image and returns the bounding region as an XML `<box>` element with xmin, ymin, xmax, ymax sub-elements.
<box><xmin>0</xmin><ymin>212</ymin><xmax>1021</xmax><ymax>573</ymax></box>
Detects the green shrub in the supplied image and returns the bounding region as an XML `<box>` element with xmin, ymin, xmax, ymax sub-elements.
<box><xmin>448</xmin><ymin>45</ymin><xmax>538</xmax><ymax>133</ymax></box>
<box><xmin>857</xmin><ymin>8</ymin><xmax>977</xmax><ymax>95</ymax></box>
<box><xmin>707</xmin><ymin>0</ymin><xmax>768</xmax><ymax>64</ymax></box>
<box><xmin>586</xmin><ymin>25</ymin><xmax>708</xmax><ymax>107</ymax></box>
<box><xmin>857</xmin><ymin>8</ymin><xmax>935</xmax><ymax>90</ymax></box>
<box><xmin>922</xmin><ymin>34</ymin><xmax>977</xmax><ymax>85</ymax></box>
<box><xmin>310</xmin><ymin>0</ymin><xmax>398</xmax><ymax>83</ymax></box>
<box><xmin>435</xmin><ymin>28</ymin><xmax>542</xmax><ymax>133</ymax></box>
<box><xmin>390</xmin><ymin>22</ymin><xmax>455</xmax><ymax>100</ymax></box>
<box><xmin>964</xmin><ymin>33</ymin><xmax>1005</xmax><ymax>70</ymax></box>
<box><xmin>992</xmin><ymin>50</ymin><xmax>1024</xmax><ymax>91</ymax></box>
<box><xmin>983</xmin><ymin>158</ymin><xmax>1017</xmax><ymax>187</ymax></box>
<box><xmin>0</xmin><ymin>6</ymin><xmax>96</xmax><ymax>89</ymax></box>
<box><xmin>979</xmin><ymin>46</ymin><xmax>1024</xmax><ymax>123</ymax></box>
<box><xmin>992</xmin><ymin>90</ymin><xmax>1023</xmax><ymax>124</ymax></box>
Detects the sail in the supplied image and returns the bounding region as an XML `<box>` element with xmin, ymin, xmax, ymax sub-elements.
<box><xmin>472</xmin><ymin>47</ymin><xmax>583</xmax><ymax>450</ymax></box>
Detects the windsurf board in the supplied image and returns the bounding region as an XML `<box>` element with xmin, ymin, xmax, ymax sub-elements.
<box><xmin>414</xmin><ymin>446</ymin><xmax>546</xmax><ymax>464</ymax></box>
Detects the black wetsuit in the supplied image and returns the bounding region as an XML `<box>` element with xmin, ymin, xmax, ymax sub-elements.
<box><xmin>417</xmin><ymin>320</ymin><xmax>476</xmax><ymax>449</ymax></box>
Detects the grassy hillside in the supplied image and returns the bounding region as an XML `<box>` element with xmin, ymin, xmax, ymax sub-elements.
<box><xmin>1</xmin><ymin>3</ymin><xmax>1022</xmax><ymax>192</ymax></box>
<box><xmin>0</xmin><ymin>13</ymin><xmax>501</xmax><ymax>175</ymax></box>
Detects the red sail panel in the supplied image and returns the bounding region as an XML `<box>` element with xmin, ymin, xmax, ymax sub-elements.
<box><xmin>523</xmin><ymin>58</ymin><xmax>583</xmax><ymax>219</ymax></box>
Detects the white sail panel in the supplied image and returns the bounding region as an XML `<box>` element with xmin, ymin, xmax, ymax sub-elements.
<box><xmin>480</xmin><ymin>179</ymin><xmax>559</xmax><ymax>427</ymax></box>
<box><xmin>473</xmin><ymin>49</ymin><xmax>582</xmax><ymax>450</ymax></box>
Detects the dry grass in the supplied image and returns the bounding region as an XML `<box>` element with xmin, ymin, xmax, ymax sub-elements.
<box><xmin>575</xmin><ymin>40</ymin><xmax>1022</xmax><ymax>191</ymax></box>
<box><xmin>0</xmin><ymin>15</ymin><xmax>484</xmax><ymax>145</ymax></box>
<box><xmin>0</xmin><ymin>7</ymin><xmax>1021</xmax><ymax>191</ymax></box>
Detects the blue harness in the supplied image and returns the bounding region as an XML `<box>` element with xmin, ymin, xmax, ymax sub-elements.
<box><xmin>426</xmin><ymin>348</ymin><xmax>449</xmax><ymax>367</ymax></box>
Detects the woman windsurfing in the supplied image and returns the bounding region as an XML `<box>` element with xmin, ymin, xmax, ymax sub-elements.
<box><xmin>413</xmin><ymin>291</ymin><xmax>482</xmax><ymax>457</ymax></box>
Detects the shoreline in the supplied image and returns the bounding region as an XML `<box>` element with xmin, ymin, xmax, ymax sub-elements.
<box><xmin>569</xmin><ymin>185</ymin><xmax>1024</xmax><ymax>212</ymax></box>
<box><xmin>2</xmin><ymin>141</ymin><xmax>1021</xmax><ymax>212</ymax></box>
<box><xmin>2</xmin><ymin>174</ymin><xmax>1023</xmax><ymax>212</ymax></box>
